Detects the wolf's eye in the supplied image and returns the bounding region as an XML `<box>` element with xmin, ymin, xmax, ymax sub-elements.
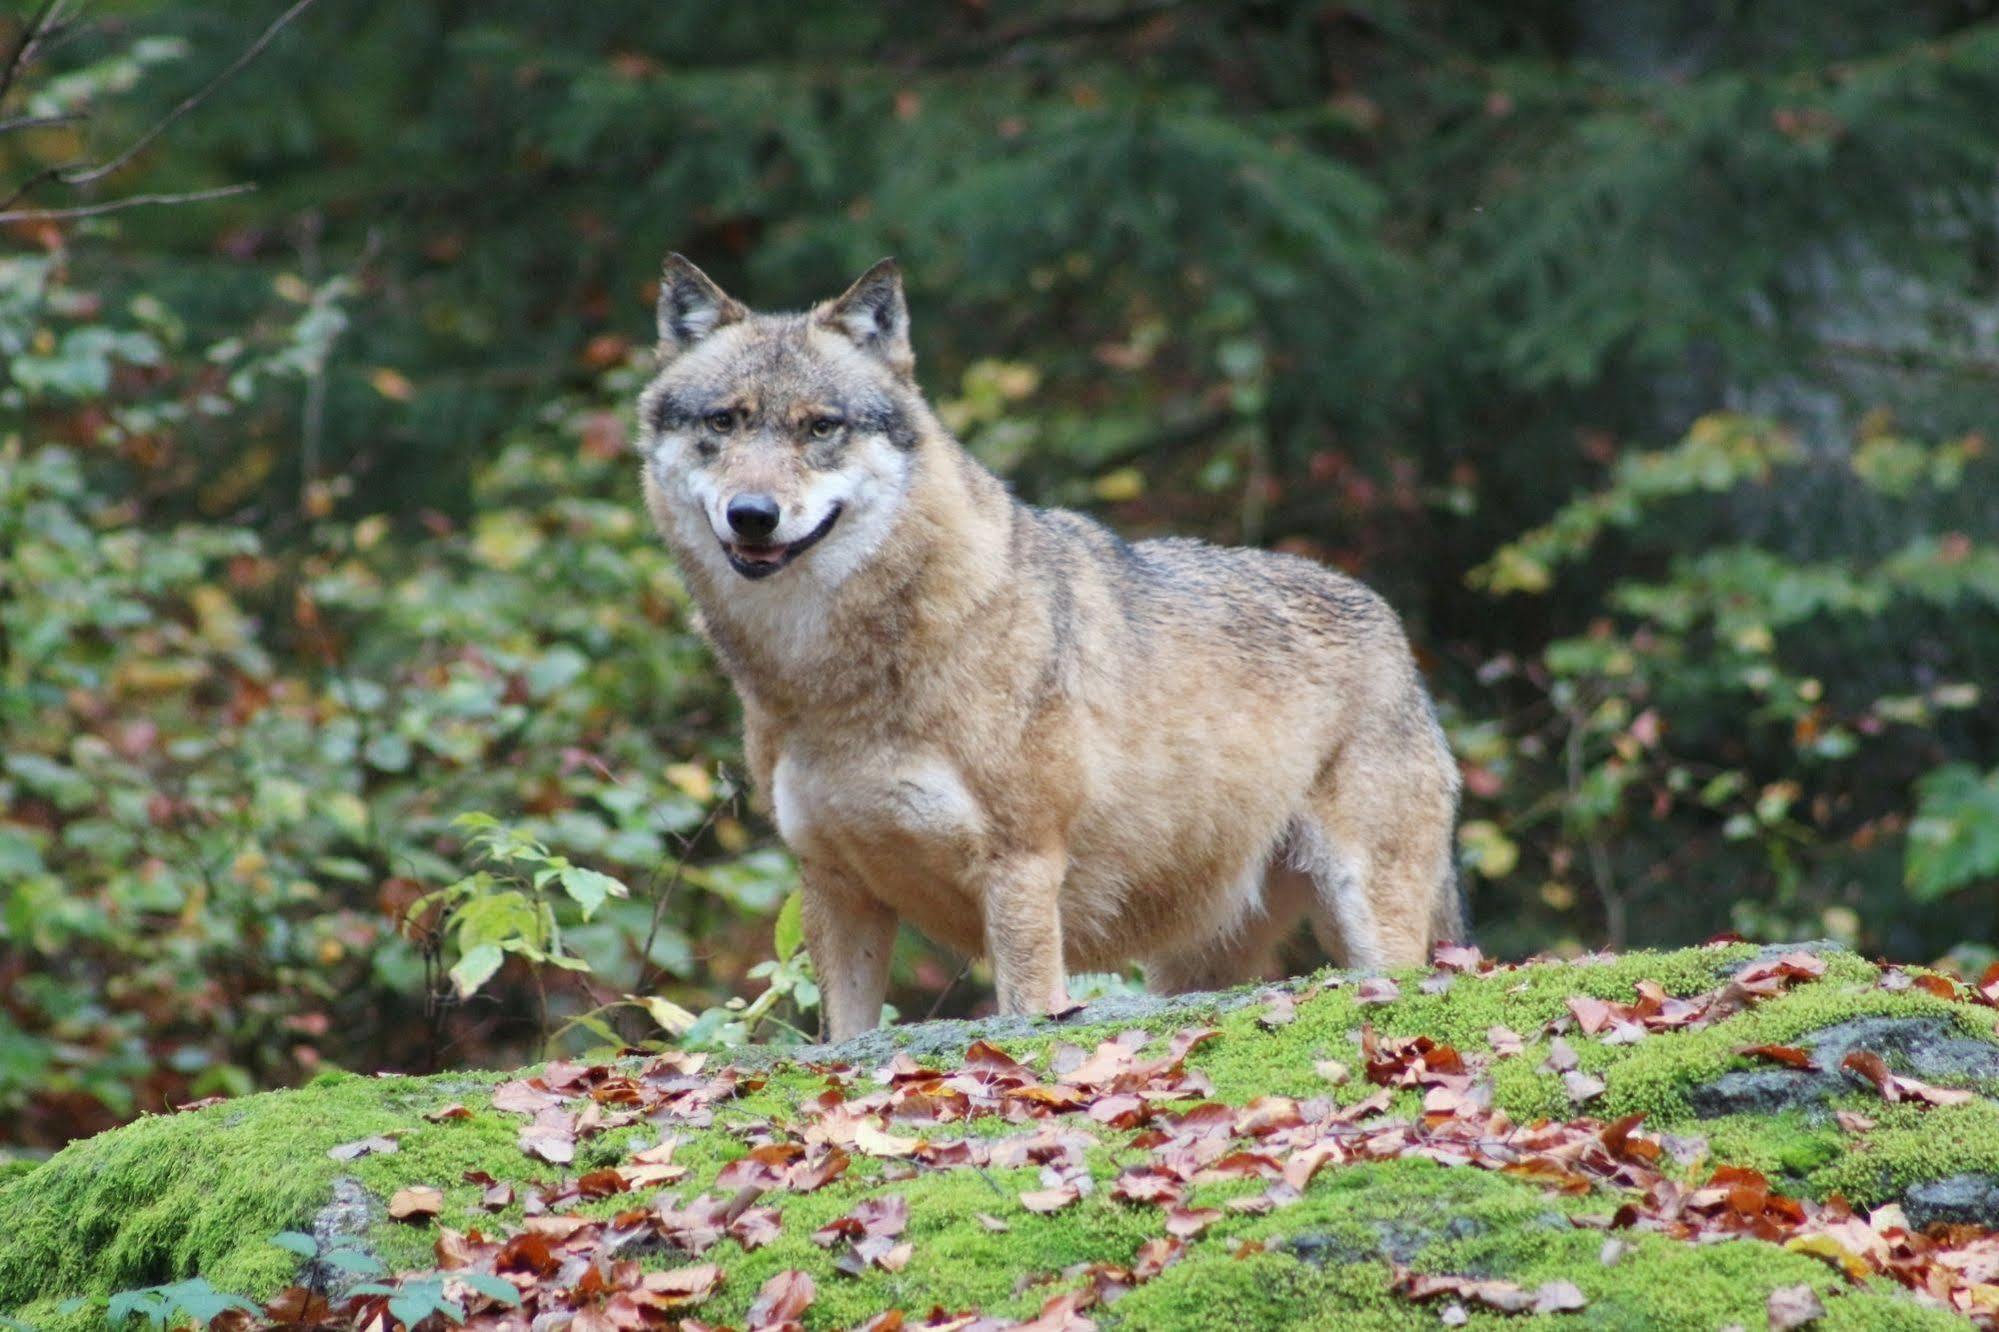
<box><xmin>808</xmin><ymin>417</ymin><xmax>843</xmax><ymax>439</ymax></box>
<box><xmin>705</xmin><ymin>410</ymin><xmax>736</xmax><ymax>434</ymax></box>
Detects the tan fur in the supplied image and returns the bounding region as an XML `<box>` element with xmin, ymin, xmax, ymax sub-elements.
<box><xmin>637</xmin><ymin>257</ymin><xmax>1462</xmax><ymax>1041</ymax></box>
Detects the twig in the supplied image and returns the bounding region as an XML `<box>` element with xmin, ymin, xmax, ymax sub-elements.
<box><xmin>0</xmin><ymin>181</ymin><xmax>251</xmax><ymax>224</ymax></box>
<box><xmin>295</xmin><ymin>210</ymin><xmax>326</xmax><ymax>510</ymax></box>
<box><xmin>57</xmin><ymin>0</ymin><xmax>321</xmax><ymax>187</ymax></box>
<box><xmin>0</xmin><ymin>110</ymin><xmax>85</xmax><ymax>134</ymax></box>
<box><xmin>1563</xmin><ymin>695</ymin><xmax>1626</xmax><ymax>949</ymax></box>
<box><xmin>0</xmin><ymin>159</ymin><xmax>81</xmax><ymax>211</ymax></box>
<box><xmin>636</xmin><ymin>791</ymin><xmax>733</xmax><ymax>998</ymax></box>
<box><xmin>0</xmin><ymin>0</ymin><xmax>61</xmax><ymax>111</ymax></box>
<box><xmin>924</xmin><ymin>956</ymin><xmax>977</xmax><ymax>1022</ymax></box>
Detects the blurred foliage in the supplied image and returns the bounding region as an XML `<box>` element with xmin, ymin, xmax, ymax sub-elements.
<box><xmin>1463</xmin><ymin>413</ymin><xmax>1999</xmax><ymax>956</ymax></box>
<box><xmin>3</xmin><ymin>0</ymin><xmax>1998</xmax><ymax>1148</ymax></box>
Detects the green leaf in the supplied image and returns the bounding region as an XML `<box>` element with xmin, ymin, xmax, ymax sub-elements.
<box><xmin>631</xmin><ymin>994</ymin><xmax>699</xmax><ymax>1036</ymax></box>
<box><xmin>457</xmin><ymin>1272</ymin><xmax>522</xmax><ymax>1307</ymax></box>
<box><xmin>269</xmin><ymin>1231</ymin><xmax>319</xmax><ymax>1259</ymax></box>
<box><xmin>555</xmin><ymin>866</ymin><xmax>627</xmax><ymax>921</ymax></box>
<box><xmin>450</xmin><ymin>943</ymin><xmax>505</xmax><ymax>998</ymax></box>
<box><xmin>322</xmin><ymin>1245</ymin><xmax>386</xmax><ymax>1277</ymax></box>
<box><xmin>164</xmin><ymin>1281</ymin><xmax>258</xmax><ymax>1323</ymax></box>
<box><xmin>454</xmin><ymin>888</ymin><xmax>544</xmax><ymax>950</ymax></box>
<box><xmin>772</xmin><ymin>889</ymin><xmax>805</xmax><ymax>963</ymax></box>
<box><xmin>106</xmin><ymin>1290</ymin><xmax>161</xmax><ymax>1326</ymax></box>
<box><xmin>1907</xmin><ymin>765</ymin><xmax>1999</xmax><ymax>902</ymax></box>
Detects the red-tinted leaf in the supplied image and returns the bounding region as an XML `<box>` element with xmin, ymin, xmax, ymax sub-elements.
<box><xmin>748</xmin><ymin>1269</ymin><xmax>817</xmax><ymax>1327</ymax></box>
<box><xmin>1909</xmin><ymin>973</ymin><xmax>1959</xmax><ymax>1001</ymax></box>
<box><xmin>1841</xmin><ymin>1050</ymin><xmax>1898</xmax><ymax>1102</ymax></box>
<box><xmin>1601</xmin><ymin>1113</ymin><xmax>1660</xmax><ymax>1165</ymax></box>
<box><xmin>1356</xmin><ymin>976</ymin><xmax>1401</xmax><ymax>1005</ymax></box>
<box><xmin>1165</xmin><ymin>1206</ymin><xmax>1222</xmax><ymax>1238</ymax></box>
<box><xmin>1131</xmin><ymin>1235</ymin><xmax>1186</xmax><ymax>1280</ymax></box>
<box><xmin>1434</xmin><ymin>942</ymin><xmax>1485</xmax><ymax>973</ymax></box>
<box><xmin>496</xmin><ymin>1231</ymin><xmax>558</xmax><ymax>1276</ymax></box>
<box><xmin>1010</xmin><ymin>1292</ymin><xmax>1097</xmax><ymax>1332</ymax></box>
<box><xmin>642</xmin><ymin>1262</ymin><xmax>721</xmax><ymax>1306</ymax></box>
<box><xmin>1739</xmin><ymin>1044</ymin><xmax>1814</xmax><ymax>1069</ymax></box>
<box><xmin>1567</xmin><ymin>996</ymin><xmax>1614</xmax><ymax>1034</ymax></box>
<box><xmin>1021</xmin><ymin>1184</ymin><xmax>1081</xmax><ymax>1213</ymax></box>
<box><xmin>575</xmin><ymin>1168</ymin><xmax>629</xmax><ymax>1199</ymax></box>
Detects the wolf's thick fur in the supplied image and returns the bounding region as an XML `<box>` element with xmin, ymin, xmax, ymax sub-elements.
<box><xmin>638</xmin><ymin>257</ymin><xmax>1461</xmax><ymax>1041</ymax></box>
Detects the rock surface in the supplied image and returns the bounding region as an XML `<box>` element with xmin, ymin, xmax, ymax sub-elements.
<box><xmin>4</xmin><ymin>940</ymin><xmax>1998</xmax><ymax>1330</ymax></box>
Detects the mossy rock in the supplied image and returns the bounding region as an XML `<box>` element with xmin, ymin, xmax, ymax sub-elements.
<box><xmin>4</xmin><ymin>941</ymin><xmax>1996</xmax><ymax>1329</ymax></box>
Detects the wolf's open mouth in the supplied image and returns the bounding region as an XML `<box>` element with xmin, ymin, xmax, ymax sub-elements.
<box><xmin>723</xmin><ymin>503</ymin><xmax>843</xmax><ymax>580</ymax></box>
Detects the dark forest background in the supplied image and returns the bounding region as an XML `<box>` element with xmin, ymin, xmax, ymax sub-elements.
<box><xmin>4</xmin><ymin>0</ymin><xmax>1998</xmax><ymax>1153</ymax></box>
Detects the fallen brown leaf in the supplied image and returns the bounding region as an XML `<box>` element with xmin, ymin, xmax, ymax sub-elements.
<box><xmin>388</xmin><ymin>1186</ymin><xmax>442</xmax><ymax>1222</ymax></box>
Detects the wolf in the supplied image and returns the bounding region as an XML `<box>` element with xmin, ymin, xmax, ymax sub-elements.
<box><xmin>637</xmin><ymin>255</ymin><xmax>1463</xmax><ymax>1042</ymax></box>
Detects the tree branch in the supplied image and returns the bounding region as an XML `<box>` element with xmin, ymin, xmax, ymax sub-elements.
<box><xmin>0</xmin><ymin>181</ymin><xmax>252</xmax><ymax>225</ymax></box>
<box><xmin>0</xmin><ymin>110</ymin><xmax>86</xmax><ymax>134</ymax></box>
<box><xmin>0</xmin><ymin>158</ymin><xmax>84</xmax><ymax>212</ymax></box>
<box><xmin>0</xmin><ymin>0</ymin><xmax>62</xmax><ymax>111</ymax></box>
<box><xmin>56</xmin><ymin>0</ymin><xmax>321</xmax><ymax>188</ymax></box>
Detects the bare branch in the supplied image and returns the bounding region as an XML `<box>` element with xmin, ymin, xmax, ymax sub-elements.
<box><xmin>0</xmin><ymin>110</ymin><xmax>86</xmax><ymax>134</ymax></box>
<box><xmin>0</xmin><ymin>158</ymin><xmax>84</xmax><ymax>212</ymax></box>
<box><xmin>0</xmin><ymin>181</ymin><xmax>252</xmax><ymax>225</ymax></box>
<box><xmin>58</xmin><ymin>0</ymin><xmax>320</xmax><ymax>187</ymax></box>
<box><xmin>0</xmin><ymin>0</ymin><xmax>63</xmax><ymax>110</ymax></box>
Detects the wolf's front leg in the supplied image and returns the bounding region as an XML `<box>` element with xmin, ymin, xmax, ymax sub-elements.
<box><xmin>800</xmin><ymin>861</ymin><xmax>896</xmax><ymax>1043</ymax></box>
<box><xmin>980</xmin><ymin>850</ymin><xmax>1073</xmax><ymax>1018</ymax></box>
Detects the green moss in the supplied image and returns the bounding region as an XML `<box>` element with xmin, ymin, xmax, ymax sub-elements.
<box><xmin>1808</xmin><ymin>1099</ymin><xmax>1999</xmax><ymax>1205</ymax></box>
<box><xmin>1109</xmin><ymin>1159</ymin><xmax>1961</xmax><ymax>1331</ymax></box>
<box><xmin>1106</xmin><ymin>1248</ymin><xmax>1422</xmax><ymax>1331</ymax></box>
<box><xmin>1702</xmin><ymin>1097</ymin><xmax>1999</xmax><ymax>1208</ymax></box>
<box><xmin>683</xmin><ymin>1158</ymin><xmax>1162</xmax><ymax>1328</ymax></box>
<box><xmin>3</xmin><ymin>943</ymin><xmax>1992</xmax><ymax>1330</ymax></box>
<box><xmin>1174</xmin><ymin>944</ymin><xmax>1999</xmax><ymax>1141</ymax></box>
<box><xmin>1177</xmin><ymin>944</ymin><xmax>1770</xmax><ymax>1108</ymax></box>
<box><xmin>0</xmin><ymin>1069</ymin><xmax>516</xmax><ymax>1329</ymax></box>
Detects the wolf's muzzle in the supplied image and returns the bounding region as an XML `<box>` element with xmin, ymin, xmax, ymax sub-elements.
<box><xmin>725</xmin><ymin>493</ymin><xmax>781</xmax><ymax>540</ymax></box>
<box><xmin>724</xmin><ymin>503</ymin><xmax>844</xmax><ymax>580</ymax></box>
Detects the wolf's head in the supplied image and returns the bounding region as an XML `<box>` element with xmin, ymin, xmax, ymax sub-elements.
<box><xmin>637</xmin><ymin>256</ymin><xmax>925</xmax><ymax>588</ymax></box>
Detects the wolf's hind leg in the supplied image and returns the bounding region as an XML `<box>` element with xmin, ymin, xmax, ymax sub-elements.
<box><xmin>1292</xmin><ymin>737</ymin><xmax>1457</xmax><ymax>970</ymax></box>
<box><xmin>800</xmin><ymin>860</ymin><xmax>896</xmax><ymax>1043</ymax></box>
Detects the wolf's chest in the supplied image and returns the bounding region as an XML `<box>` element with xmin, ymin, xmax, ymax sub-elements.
<box><xmin>770</xmin><ymin>750</ymin><xmax>986</xmax><ymax>864</ymax></box>
<box><xmin>769</xmin><ymin>749</ymin><xmax>987</xmax><ymax>949</ymax></box>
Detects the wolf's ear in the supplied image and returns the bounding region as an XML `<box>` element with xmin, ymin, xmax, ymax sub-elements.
<box><xmin>656</xmin><ymin>254</ymin><xmax>746</xmax><ymax>357</ymax></box>
<box><xmin>816</xmin><ymin>258</ymin><xmax>912</xmax><ymax>377</ymax></box>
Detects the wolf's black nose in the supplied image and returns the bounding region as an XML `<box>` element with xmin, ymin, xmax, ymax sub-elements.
<box><xmin>726</xmin><ymin>494</ymin><xmax>781</xmax><ymax>540</ymax></box>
